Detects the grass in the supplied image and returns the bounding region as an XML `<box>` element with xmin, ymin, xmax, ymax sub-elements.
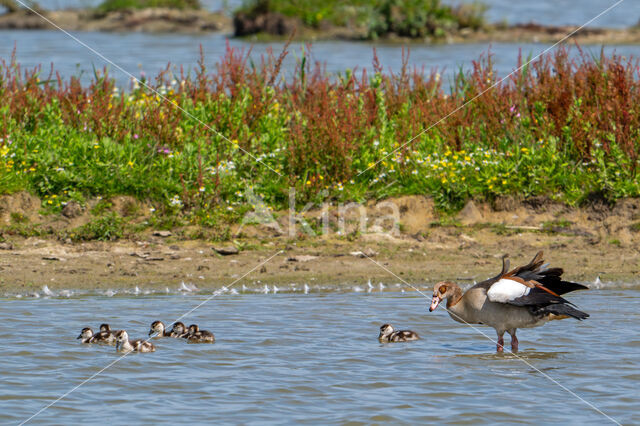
<box><xmin>234</xmin><ymin>0</ymin><xmax>487</xmax><ymax>39</ymax></box>
<box><xmin>73</xmin><ymin>212</ymin><xmax>124</xmax><ymax>241</ymax></box>
<box><xmin>1</xmin><ymin>44</ymin><xmax>640</xmax><ymax>242</ymax></box>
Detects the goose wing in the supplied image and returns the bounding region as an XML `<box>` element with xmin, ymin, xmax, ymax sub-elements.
<box><xmin>486</xmin><ymin>276</ymin><xmax>589</xmax><ymax>320</ymax></box>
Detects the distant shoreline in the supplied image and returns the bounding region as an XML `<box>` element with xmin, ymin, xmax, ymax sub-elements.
<box><xmin>0</xmin><ymin>8</ymin><xmax>231</xmax><ymax>33</ymax></box>
<box><xmin>1</xmin><ymin>8</ymin><xmax>640</xmax><ymax>45</ymax></box>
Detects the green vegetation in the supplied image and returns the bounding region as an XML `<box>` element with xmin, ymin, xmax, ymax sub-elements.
<box><xmin>74</xmin><ymin>212</ymin><xmax>124</xmax><ymax>241</ymax></box>
<box><xmin>1</xmin><ymin>45</ymin><xmax>640</xmax><ymax>241</ymax></box>
<box><xmin>96</xmin><ymin>0</ymin><xmax>201</xmax><ymax>13</ymax></box>
<box><xmin>234</xmin><ymin>0</ymin><xmax>487</xmax><ymax>39</ymax></box>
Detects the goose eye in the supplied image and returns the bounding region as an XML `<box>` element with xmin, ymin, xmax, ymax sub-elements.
<box><xmin>439</xmin><ymin>285</ymin><xmax>447</xmax><ymax>294</ymax></box>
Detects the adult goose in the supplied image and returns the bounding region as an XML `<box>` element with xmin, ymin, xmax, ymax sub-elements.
<box><xmin>428</xmin><ymin>251</ymin><xmax>589</xmax><ymax>352</ymax></box>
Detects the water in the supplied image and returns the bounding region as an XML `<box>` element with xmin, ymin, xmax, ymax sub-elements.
<box><xmin>1</xmin><ymin>287</ymin><xmax>638</xmax><ymax>424</ymax></box>
<box><xmin>2</xmin><ymin>1</ymin><xmax>640</xmax><ymax>87</ymax></box>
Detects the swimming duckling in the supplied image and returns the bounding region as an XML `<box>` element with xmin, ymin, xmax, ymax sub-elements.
<box><xmin>92</xmin><ymin>323</ymin><xmax>116</xmax><ymax>345</ymax></box>
<box><xmin>77</xmin><ymin>327</ymin><xmax>95</xmax><ymax>343</ymax></box>
<box><xmin>115</xmin><ymin>330</ymin><xmax>156</xmax><ymax>353</ymax></box>
<box><xmin>148</xmin><ymin>321</ymin><xmax>171</xmax><ymax>338</ymax></box>
<box><xmin>169</xmin><ymin>322</ymin><xmax>188</xmax><ymax>338</ymax></box>
<box><xmin>185</xmin><ymin>324</ymin><xmax>215</xmax><ymax>343</ymax></box>
<box><xmin>378</xmin><ymin>324</ymin><xmax>420</xmax><ymax>343</ymax></box>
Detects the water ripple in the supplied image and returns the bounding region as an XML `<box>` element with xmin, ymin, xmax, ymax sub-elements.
<box><xmin>0</xmin><ymin>290</ymin><xmax>637</xmax><ymax>424</ymax></box>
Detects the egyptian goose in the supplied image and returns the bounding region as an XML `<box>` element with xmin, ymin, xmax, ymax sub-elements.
<box><xmin>76</xmin><ymin>325</ymin><xmax>115</xmax><ymax>345</ymax></box>
<box><xmin>429</xmin><ymin>251</ymin><xmax>589</xmax><ymax>352</ymax></box>
<box><xmin>77</xmin><ymin>327</ymin><xmax>95</xmax><ymax>344</ymax></box>
<box><xmin>378</xmin><ymin>324</ymin><xmax>420</xmax><ymax>343</ymax></box>
<box><xmin>115</xmin><ymin>330</ymin><xmax>156</xmax><ymax>353</ymax></box>
<box><xmin>185</xmin><ymin>324</ymin><xmax>215</xmax><ymax>343</ymax></box>
<box><xmin>169</xmin><ymin>322</ymin><xmax>189</xmax><ymax>338</ymax></box>
<box><xmin>95</xmin><ymin>323</ymin><xmax>116</xmax><ymax>345</ymax></box>
<box><xmin>148</xmin><ymin>321</ymin><xmax>171</xmax><ymax>338</ymax></box>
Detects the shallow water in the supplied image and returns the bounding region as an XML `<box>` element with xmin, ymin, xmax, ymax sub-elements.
<box><xmin>1</xmin><ymin>287</ymin><xmax>638</xmax><ymax>424</ymax></box>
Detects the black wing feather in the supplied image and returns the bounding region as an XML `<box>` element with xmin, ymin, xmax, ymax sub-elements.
<box><xmin>511</xmin><ymin>251</ymin><xmax>589</xmax><ymax>295</ymax></box>
<box><xmin>532</xmin><ymin>303</ymin><xmax>590</xmax><ymax>320</ymax></box>
<box><xmin>509</xmin><ymin>288</ymin><xmax>589</xmax><ymax>320</ymax></box>
<box><xmin>495</xmin><ymin>251</ymin><xmax>590</xmax><ymax>320</ymax></box>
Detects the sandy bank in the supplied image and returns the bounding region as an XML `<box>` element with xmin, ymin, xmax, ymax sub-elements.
<box><xmin>1</xmin><ymin>194</ymin><xmax>639</xmax><ymax>294</ymax></box>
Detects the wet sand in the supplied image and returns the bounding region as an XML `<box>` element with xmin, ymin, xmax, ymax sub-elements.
<box><xmin>2</xmin><ymin>194</ymin><xmax>639</xmax><ymax>293</ymax></box>
<box><xmin>1</xmin><ymin>225</ymin><xmax>637</xmax><ymax>294</ymax></box>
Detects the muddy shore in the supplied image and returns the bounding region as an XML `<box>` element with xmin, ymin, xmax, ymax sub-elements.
<box><xmin>2</xmin><ymin>194</ymin><xmax>639</xmax><ymax>294</ymax></box>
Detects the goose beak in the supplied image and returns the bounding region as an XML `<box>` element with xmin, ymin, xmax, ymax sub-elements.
<box><xmin>429</xmin><ymin>295</ymin><xmax>441</xmax><ymax>312</ymax></box>
<box><xmin>76</xmin><ymin>334</ymin><xmax>82</xmax><ymax>339</ymax></box>
<box><xmin>148</xmin><ymin>330</ymin><xmax>153</xmax><ymax>336</ymax></box>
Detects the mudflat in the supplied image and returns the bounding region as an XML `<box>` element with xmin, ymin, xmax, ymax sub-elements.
<box><xmin>2</xmin><ymin>194</ymin><xmax>639</xmax><ymax>293</ymax></box>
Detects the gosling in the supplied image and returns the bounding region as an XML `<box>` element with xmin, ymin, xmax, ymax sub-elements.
<box><xmin>378</xmin><ymin>324</ymin><xmax>420</xmax><ymax>343</ymax></box>
<box><xmin>148</xmin><ymin>321</ymin><xmax>171</xmax><ymax>338</ymax></box>
<box><xmin>94</xmin><ymin>323</ymin><xmax>116</xmax><ymax>345</ymax></box>
<box><xmin>185</xmin><ymin>324</ymin><xmax>215</xmax><ymax>343</ymax></box>
<box><xmin>169</xmin><ymin>322</ymin><xmax>188</xmax><ymax>338</ymax></box>
<box><xmin>115</xmin><ymin>330</ymin><xmax>156</xmax><ymax>353</ymax></box>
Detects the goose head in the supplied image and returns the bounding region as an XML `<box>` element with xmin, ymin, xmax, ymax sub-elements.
<box><xmin>171</xmin><ymin>322</ymin><xmax>187</xmax><ymax>336</ymax></box>
<box><xmin>429</xmin><ymin>281</ymin><xmax>459</xmax><ymax>311</ymax></box>
<box><xmin>114</xmin><ymin>330</ymin><xmax>128</xmax><ymax>350</ymax></box>
<box><xmin>77</xmin><ymin>327</ymin><xmax>93</xmax><ymax>340</ymax></box>
<box><xmin>378</xmin><ymin>324</ymin><xmax>395</xmax><ymax>339</ymax></box>
<box><xmin>149</xmin><ymin>320</ymin><xmax>165</xmax><ymax>336</ymax></box>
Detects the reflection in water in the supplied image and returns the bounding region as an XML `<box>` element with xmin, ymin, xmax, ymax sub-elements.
<box><xmin>0</xmin><ymin>290</ymin><xmax>638</xmax><ymax>424</ymax></box>
<box><xmin>457</xmin><ymin>350</ymin><xmax>564</xmax><ymax>361</ymax></box>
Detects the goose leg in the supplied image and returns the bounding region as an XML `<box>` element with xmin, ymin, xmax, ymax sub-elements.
<box><xmin>508</xmin><ymin>329</ymin><xmax>518</xmax><ymax>352</ymax></box>
<box><xmin>496</xmin><ymin>332</ymin><xmax>505</xmax><ymax>353</ymax></box>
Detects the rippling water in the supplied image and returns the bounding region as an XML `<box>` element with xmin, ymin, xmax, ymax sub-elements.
<box><xmin>1</xmin><ymin>288</ymin><xmax>638</xmax><ymax>424</ymax></box>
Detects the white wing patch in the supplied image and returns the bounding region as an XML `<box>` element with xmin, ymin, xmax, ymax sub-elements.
<box><xmin>487</xmin><ymin>278</ymin><xmax>531</xmax><ymax>303</ymax></box>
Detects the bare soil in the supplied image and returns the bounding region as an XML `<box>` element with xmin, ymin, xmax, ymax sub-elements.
<box><xmin>1</xmin><ymin>192</ymin><xmax>639</xmax><ymax>294</ymax></box>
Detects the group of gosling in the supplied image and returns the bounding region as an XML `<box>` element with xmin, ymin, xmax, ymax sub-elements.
<box><xmin>78</xmin><ymin>321</ymin><xmax>418</xmax><ymax>353</ymax></box>
<box><xmin>77</xmin><ymin>321</ymin><xmax>214</xmax><ymax>353</ymax></box>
